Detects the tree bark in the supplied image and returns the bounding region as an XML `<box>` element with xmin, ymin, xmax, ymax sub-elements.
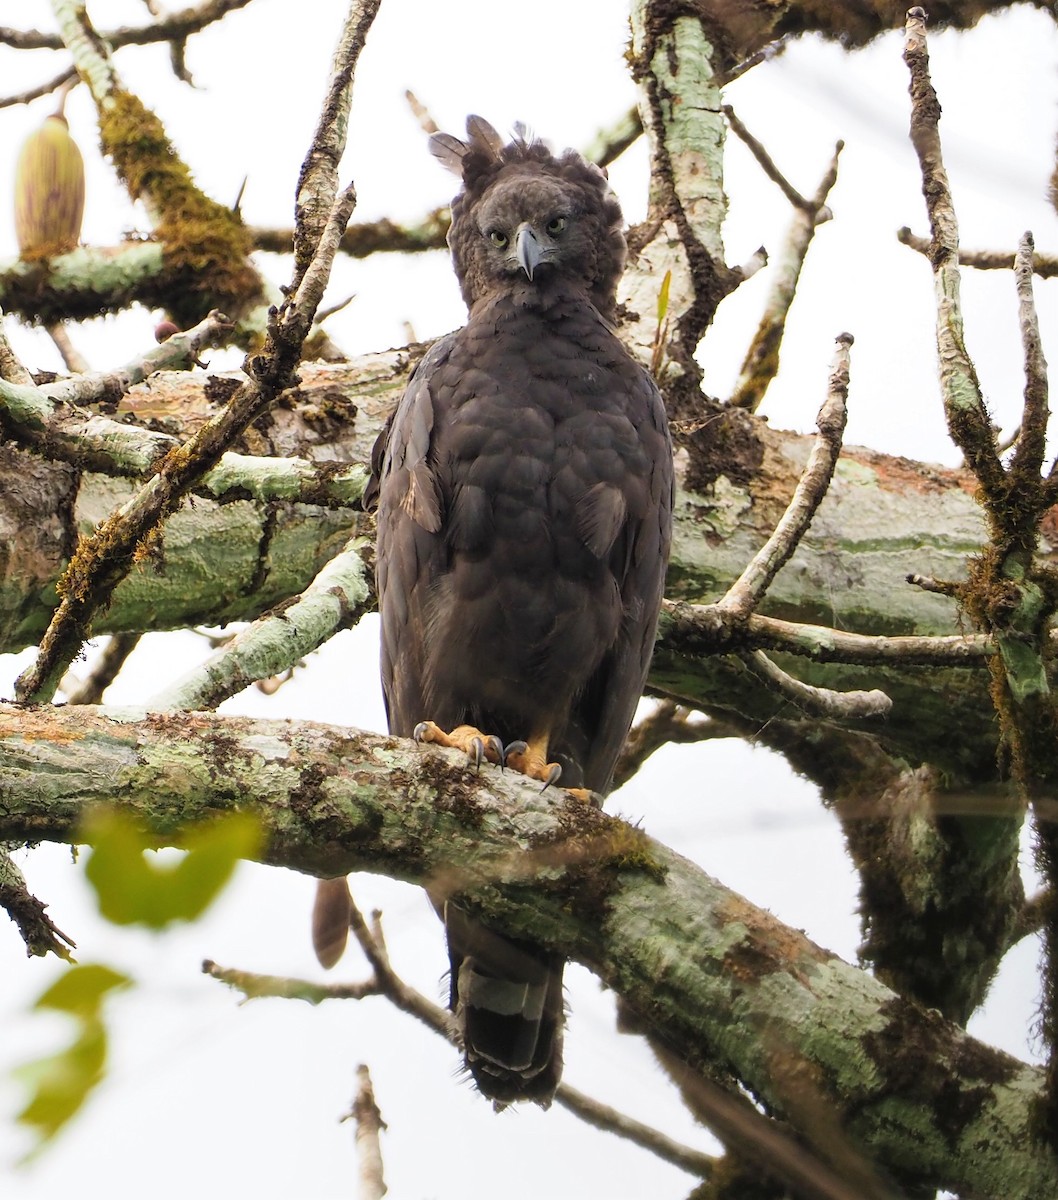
<box><xmin>0</xmin><ymin>701</ymin><xmax>1049</xmax><ymax>1200</ymax></box>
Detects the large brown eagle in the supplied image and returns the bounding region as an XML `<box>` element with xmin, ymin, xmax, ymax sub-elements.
<box><xmin>316</xmin><ymin>116</ymin><xmax>673</xmax><ymax>1107</ymax></box>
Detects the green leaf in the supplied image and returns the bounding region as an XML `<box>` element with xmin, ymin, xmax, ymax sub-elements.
<box><xmin>34</xmin><ymin>962</ymin><xmax>131</xmax><ymax>1018</ymax></box>
<box><xmin>14</xmin><ymin>963</ymin><xmax>132</xmax><ymax>1156</ymax></box>
<box><xmin>15</xmin><ymin>1018</ymin><xmax>107</xmax><ymax>1148</ymax></box>
<box><xmin>82</xmin><ymin>808</ymin><xmax>263</xmax><ymax>929</ymax></box>
<box><xmin>656</xmin><ymin>269</ymin><xmax>672</xmax><ymax>323</ymax></box>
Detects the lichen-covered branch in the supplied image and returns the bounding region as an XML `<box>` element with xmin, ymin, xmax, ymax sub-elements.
<box><xmin>720</xmin><ymin>334</ymin><xmax>851</xmax><ymax>619</ymax></box>
<box><xmin>14</xmin><ymin>0</ymin><xmax>377</xmax><ymax>705</ymax></box>
<box><xmin>0</xmin><ymin>702</ymin><xmax>1052</xmax><ymax>1199</ymax></box>
<box><xmin>148</xmin><ymin>535</ymin><xmax>372</xmax><ymax>711</ymax></box>
<box><xmin>903</xmin><ymin>8</ymin><xmax>1005</xmax><ymax>505</ymax></box>
<box><xmin>904</xmin><ymin>8</ymin><xmax>1058</xmax><ymax>1141</ymax></box>
<box><xmin>898</xmin><ymin>227</ymin><xmax>1058</xmax><ymax>278</ymax></box>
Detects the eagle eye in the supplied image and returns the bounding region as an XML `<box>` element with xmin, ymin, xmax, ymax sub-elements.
<box><xmin>546</xmin><ymin>216</ymin><xmax>567</xmax><ymax>236</ymax></box>
<box><xmin>488</xmin><ymin>229</ymin><xmax>508</xmax><ymax>249</ymax></box>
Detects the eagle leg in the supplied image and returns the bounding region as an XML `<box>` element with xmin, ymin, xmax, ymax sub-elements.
<box><xmin>503</xmin><ymin>733</ymin><xmax>590</xmax><ymax>802</ymax></box>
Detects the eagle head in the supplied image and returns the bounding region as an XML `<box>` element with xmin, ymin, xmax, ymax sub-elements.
<box><xmin>431</xmin><ymin>116</ymin><xmax>626</xmax><ymax>320</ymax></box>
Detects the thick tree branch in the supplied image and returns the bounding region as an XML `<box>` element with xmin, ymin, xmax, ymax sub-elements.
<box><xmin>13</xmin><ymin>0</ymin><xmax>377</xmax><ymax>705</ymax></box>
<box><xmin>0</xmin><ymin>703</ymin><xmax>1051</xmax><ymax>1199</ymax></box>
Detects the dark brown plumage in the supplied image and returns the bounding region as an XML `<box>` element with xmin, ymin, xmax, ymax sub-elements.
<box><xmin>327</xmin><ymin>116</ymin><xmax>672</xmax><ymax>1106</ymax></box>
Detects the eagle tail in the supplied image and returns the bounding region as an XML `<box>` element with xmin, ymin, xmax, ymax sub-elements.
<box><xmin>443</xmin><ymin>901</ymin><xmax>563</xmax><ymax>1108</ymax></box>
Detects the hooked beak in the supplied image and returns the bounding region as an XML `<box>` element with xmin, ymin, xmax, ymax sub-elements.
<box><xmin>516</xmin><ymin>225</ymin><xmax>544</xmax><ymax>280</ymax></box>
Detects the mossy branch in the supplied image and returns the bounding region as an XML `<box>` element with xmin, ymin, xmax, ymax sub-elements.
<box><xmin>0</xmin><ymin>702</ymin><xmax>1052</xmax><ymax>1200</ymax></box>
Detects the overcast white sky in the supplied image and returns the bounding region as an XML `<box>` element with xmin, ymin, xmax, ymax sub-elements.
<box><xmin>1</xmin><ymin>2</ymin><xmax>1056</xmax><ymax>1198</ymax></box>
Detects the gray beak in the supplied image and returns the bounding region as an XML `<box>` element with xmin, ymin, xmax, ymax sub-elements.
<box><xmin>516</xmin><ymin>225</ymin><xmax>544</xmax><ymax>280</ymax></box>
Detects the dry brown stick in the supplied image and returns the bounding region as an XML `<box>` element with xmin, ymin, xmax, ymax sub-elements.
<box><xmin>723</xmin><ymin>104</ymin><xmax>814</xmax><ymax>213</ymax></box>
<box><xmin>0</xmin><ymin>65</ymin><xmax>78</xmax><ymax>109</ymax></box>
<box><xmin>0</xmin><ymin>848</ymin><xmax>76</xmax><ymax>959</ymax></box>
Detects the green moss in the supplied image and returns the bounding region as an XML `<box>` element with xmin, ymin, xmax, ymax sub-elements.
<box><xmin>98</xmin><ymin>91</ymin><xmax>260</xmax><ymax>327</ymax></box>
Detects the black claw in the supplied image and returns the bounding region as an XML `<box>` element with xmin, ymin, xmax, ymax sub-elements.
<box><xmin>413</xmin><ymin>722</ymin><xmax>430</xmax><ymax>743</ymax></box>
<box><xmin>539</xmin><ymin>763</ymin><xmax>563</xmax><ymax>793</ymax></box>
<box><xmin>502</xmin><ymin>739</ymin><xmax>528</xmax><ymax>767</ymax></box>
<box><xmin>485</xmin><ymin>735</ymin><xmax>505</xmax><ymax>766</ymax></box>
<box><xmin>468</xmin><ymin>736</ymin><xmax>485</xmax><ymax>771</ymax></box>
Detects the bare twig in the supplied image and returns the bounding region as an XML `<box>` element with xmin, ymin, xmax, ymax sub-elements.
<box><xmin>897</xmin><ymin>228</ymin><xmax>1058</xmax><ymax>279</ymax></box>
<box><xmin>554</xmin><ymin>1085</ymin><xmax>715</xmax><ymax>1180</ymax></box>
<box><xmin>720</xmin><ymin>334</ymin><xmax>852</xmax><ymax>619</ymax></box>
<box><xmin>62</xmin><ymin>632</ymin><xmax>142</xmax><ymax>705</ymax></box>
<box><xmin>724</xmin><ymin>105</ymin><xmax>815</xmax><ymax>214</ymax></box>
<box><xmin>45</xmin><ymin>323</ymin><xmax>90</xmax><ymax>374</ymax></box>
<box><xmin>341</xmin><ymin>1065</ymin><xmax>387</xmax><ymax>1200</ymax></box>
<box><xmin>660</xmin><ymin>599</ymin><xmax>991</xmax><ymax>666</ymax></box>
<box><xmin>292</xmin><ymin>0</ymin><xmax>381</xmax><ymax>285</ymax></box>
<box><xmin>403</xmin><ymin>89</ymin><xmax>438</xmax><ymax>135</ymax></box>
<box><xmin>0</xmin><ymin>848</ymin><xmax>76</xmax><ymax>959</ymax></box>
<box><xmin>739</xmin><ymin>649</ymin><xmax>891</xmax><ymax>721</ymax></box>
<box><xmin>730</xmin><ymin>140</ymin><xmax>843</xmax><ymax>412</ymax></box>
<box><xmin>347</xmin><ymin>903</ymin><xmax>459</xmax><ymax>1038</ymax></box>
<box><xmin>0</xmin><ymin>66</ymin><xmax>78</xmax><ymax>109</ymax></box>
<box><xmin>613</xmin><ymin>700</ymin><xmax>730</xmax><ymax>790</ymax></box>
<box><xmin>251</xmin><ymin>210</ymin><xmax>450</xmax><ymax>259</ymax></box>
<box><xmin>204</xmin><ymin>902</ymin><xmax>718</xmax><ymax>1180</ymax></box>
<box><xmin>903</xmin><ymin>8</ymin><xmax>1005</xmax><ymax>504</ymax></box>
<box><xmin>0</xmin><ymin>0</ymin><xmax>254</xmax><ymax>51</ymax></box>
<box><xmin>203</xmin><ymin>959</ymin><xmax>381</xmax><ymax>1003</ymax></box>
